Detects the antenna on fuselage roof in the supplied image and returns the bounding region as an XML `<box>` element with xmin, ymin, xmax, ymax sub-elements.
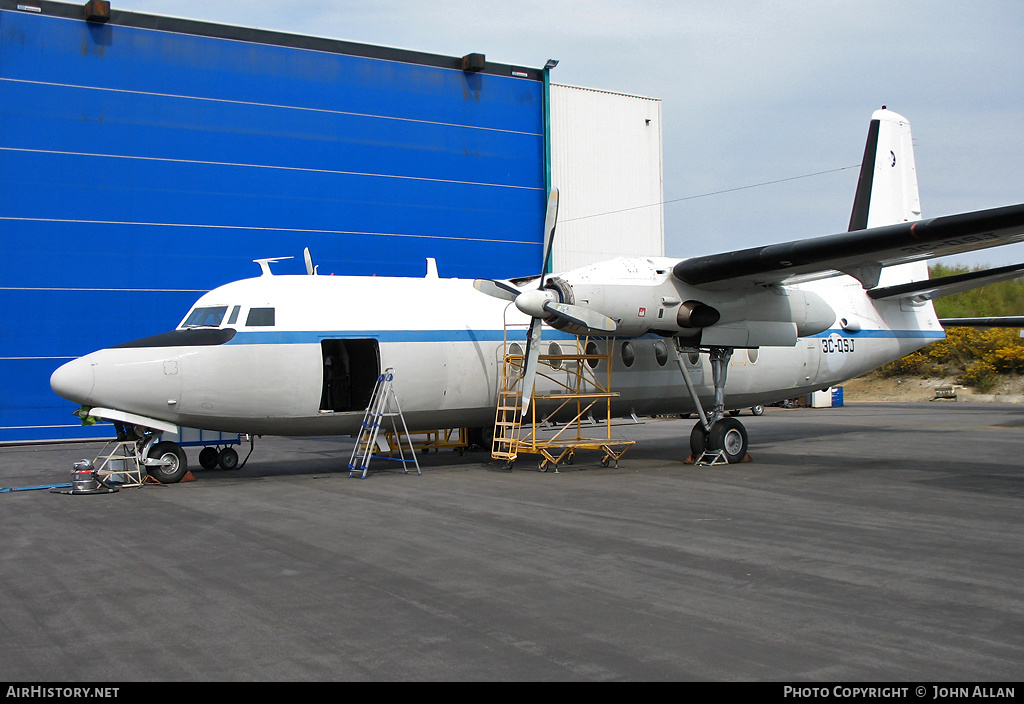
<box><xmin>304</xmin><ymin>247</ymin><xmax>319</xmax><ymax>276</ymax></box>
<box><xmin>253</xmin><ymin>256</ymin><xmax>293</xmax><ymax>276</ymax></box>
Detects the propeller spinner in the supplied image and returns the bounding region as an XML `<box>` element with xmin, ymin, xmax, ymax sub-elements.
<box><xmin>473</xmin><ymin>188</ymin><xmax>616</xmax><ymax>416</ymax></box>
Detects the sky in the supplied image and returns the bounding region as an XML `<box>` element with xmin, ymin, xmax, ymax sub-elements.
<box><xmin>126</xmin><ymin>0</ymin><xmax>1024</xmax><ymax>268</ymax></box>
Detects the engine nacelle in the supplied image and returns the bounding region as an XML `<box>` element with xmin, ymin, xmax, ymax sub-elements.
<box><xmin>675</xmin><ymin>300</ymin><xmax>719</xmax><ymax>328</ymax></box>
<box><xmin>542</xmin><ymin>264</ymin><xmax>835</xmax><ymax>346</ymax></box>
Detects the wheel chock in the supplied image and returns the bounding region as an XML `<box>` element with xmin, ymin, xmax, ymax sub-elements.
<box><xmin>683</xmin><ymin>452</ymin><xmax>753</xmax><ymax>465</ymax></box>
<box><xmin>181</xmin><ymin>471</ymin><xmax>197</xmax><ymax>482</ymax></box>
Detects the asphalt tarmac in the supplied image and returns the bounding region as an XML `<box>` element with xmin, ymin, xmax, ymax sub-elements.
<box><xmin>1</xmin><ymin>403</ymin><xmax>1022</xmax><ymax>682</ymax></box>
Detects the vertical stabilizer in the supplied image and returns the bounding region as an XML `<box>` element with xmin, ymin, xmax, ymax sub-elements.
<box><xmin>850</xmin><ymin>108</ymin><xmax>927</xmax><ymax>287</ymax></box>
<box><xmin>849</xmin><ymin>108</ymin><xmax>922</xmax><ymax>231</ymax></box>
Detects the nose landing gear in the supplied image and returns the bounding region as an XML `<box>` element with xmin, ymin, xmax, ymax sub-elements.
<box><xmin>147</xmin><ymin>441</ymin><xmax>189</xmax><ymax>483</ymax></box>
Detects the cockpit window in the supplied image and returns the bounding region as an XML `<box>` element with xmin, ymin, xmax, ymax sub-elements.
<box><xmin>245</xmin><ymin>307</ymin><xmax>275</xmax><ymax>326</ymax></box>
<box><xmin>227</xmin><ymin>305</ymin><xmax>241</xmax><ymax>325</ymax></box>
<box><xmin>181</xmin><ymin>306</ymin><xmax>228</xmax><ymax>328</ymax></box>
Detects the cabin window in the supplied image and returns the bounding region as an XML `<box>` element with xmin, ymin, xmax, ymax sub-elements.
<box><xmin>585</xmin><ymin>340</ymin><xmax>602</xmax><ymax>369</ymax></box>
<box><xmin>547</xmin><ymin>342</ymin><xmax>562</xmax><ymax>370</ymax></box>
<box><xmin>653</xmin><ymin>341</ymin><xmax>668</xmax><ymax>367</ymax></box>
<box><xmin>620</xmin><ymin>341</ymin><xmax>635</xmax><ymax>368</ymax></box>
<box><xmin>245</xmin><ymin>307</ymin><xmax>275</xmax><ymax>327</ymax></box>
<box><xmin>181</xmin><ymin>306</ymin><xmax>227</xmax><ymax>328</ymax></box>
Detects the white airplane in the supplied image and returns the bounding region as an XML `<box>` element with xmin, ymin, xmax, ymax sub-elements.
<box><xmin>50</xmin><ymin>108</ymin><xmax>1024</xmax><ymax>482</ymax></box>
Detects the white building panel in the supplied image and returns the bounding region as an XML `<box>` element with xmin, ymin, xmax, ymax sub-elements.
<box><xmin>550</xmin><ymin>84</ymin><xmax>664</xmax><ymax>271</ymax></box>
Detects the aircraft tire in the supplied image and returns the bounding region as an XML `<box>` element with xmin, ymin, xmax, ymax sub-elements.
<box><xmin>751</xmin><ymin>404</ymin><xmax>765</xmax><ymax>416</ymax></box>
<box><xmin>468</xmin><ymin>426</ymin><xmax>494</xmax><ymax>450</ymax></box>
<box><xmin>147</xmin><ymin>441</ymin><xmax>188</xmax><ymax>484</ymax></box>
<box><xmin>218</xmin><ymin>447</ymin><xmax>239</xmax><ymax>470</ymax></box>
<box><xmin>198</xmin><ymin>447</ymin><xmax>219</xmax><ymax>470</ymax></box>
<box><xmin>707</xmin><ymin>417</ymin><xmax>748</xmax><ymax>464</ymax></box>
<box><xmin>689</xmin><ymin>422</ymin><xmax>708</xmax><ymax>457</ymax></box>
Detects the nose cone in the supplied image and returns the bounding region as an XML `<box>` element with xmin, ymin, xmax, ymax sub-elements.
<box><xmin>50</xmin><ymin>357</ymin><xmax>95</xmax><ymax>405</ymax></box>
<box><xmin>515</xmin><ymin>289</ymin><xmax>556</xmax><ymax>318</ymax></box>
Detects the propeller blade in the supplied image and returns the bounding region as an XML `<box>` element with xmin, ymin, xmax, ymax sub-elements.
<box><xmin>509</xmin><ymin>188</ymin><xmax>565</xmax><ymax>418</ymax></box>
<box><xmin>540</xmin><ymin>188</ymin><xmax>559</xmax><ymax>280</ymax></box>
<box><xmin>543</xmin><ymin>301</ymin><xmax>618</xmax><ymax>333</ymax></box>
<box><xmin>473</xmin><ymin>278</ymin><xmax>521</xmax><ymax>302</ymax></box>
<box><xmin>520</xmin><ymin>316</ymin><xmax>544</xmax><ymax>418</ymax></box>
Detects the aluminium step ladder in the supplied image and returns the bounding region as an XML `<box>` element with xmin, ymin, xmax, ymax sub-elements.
<box><xmin>348</xmin><ymin>368</ymin><xmax>421</xmax><ymax>478</ymax></box>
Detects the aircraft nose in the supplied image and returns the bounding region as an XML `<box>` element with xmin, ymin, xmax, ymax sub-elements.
<box><xmin>50</xmin><ymin>357</ymin><xmax>95</xmax><ymax>405</ymax></box>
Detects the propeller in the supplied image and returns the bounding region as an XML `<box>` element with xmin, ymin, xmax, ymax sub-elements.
<box><xmin>473</xmin><ymin>188</ymin><xmax>616</xmax><ymax>417</ymax></box>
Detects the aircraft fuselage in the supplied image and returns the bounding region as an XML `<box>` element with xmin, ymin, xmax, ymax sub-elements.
<box><xmin>50</xmin><ymin>258</ymin><xmax>943</xmax><ymax>436</ymax></box>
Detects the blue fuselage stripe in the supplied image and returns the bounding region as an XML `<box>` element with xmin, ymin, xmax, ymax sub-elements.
<box><xmin>223</xmin><ymin>328</ymin><xmax>946</xmax><ymax>345</ymax></box>
<box><xmin>808</xmin><ymin>328</ymin><xmax>945</xmax><ymax>339</ymax></box>
<box><xmin>227</xmin><ymin>329</ymin><xmax>543</xmax><ymax>344</ymax></box>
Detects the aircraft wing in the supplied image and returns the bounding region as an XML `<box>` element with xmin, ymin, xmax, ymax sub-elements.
<box><xmin>672</xmin><ymin>203</ymin><xmax>1024</xmax><ymax>290</ymax></box>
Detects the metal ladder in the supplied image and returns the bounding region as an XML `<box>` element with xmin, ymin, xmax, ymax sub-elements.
<box><xmin>347</xmin><ymin>368</ymin><xmax>421</xmax><ymax>478</ymax></box>
<box><xmin>491</xmin><ymin>351</ymin><xmax>526</xmax><ymax>464</ymax></box>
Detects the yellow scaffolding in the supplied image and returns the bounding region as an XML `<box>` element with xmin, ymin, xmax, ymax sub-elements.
<box><xmin>384</xmin><ymin>427</ymin><xmax>469</xmax><ymax>456</ymax></box>
<box><xmin>491</xmin><ymin>324</ymin><xmax>634</xmax><ymax>472</ymax></box>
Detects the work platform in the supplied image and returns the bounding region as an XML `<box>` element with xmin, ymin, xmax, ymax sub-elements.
<box><xmin>491</xmin><ymin>332</ymin><xmax>634</xmax><ymax>471</ymax></box>
<box><xmin>91</xmin><ymin>439</ymin><xmax>153</xmax><ymax>487</ymax></box>
<box><xmin>385</xmin><ymin>428</ymin><xmax>469</xmax><ymax>456</ymax></box>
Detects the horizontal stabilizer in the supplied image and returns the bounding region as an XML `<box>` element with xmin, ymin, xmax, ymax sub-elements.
<box><xmin>673</xmin><ymin>203</ymin><xmax>1024</xmax><ymax>289</ymax></box>
<box><xmin>939</xmin><ymin>317</ymin><xmax>1024</xmax><ymax>329</ymax></box>
<box><xmin>868</xmin><ymin>262</ymin><xmax>1024</xmax><ymax>302</ymax></box>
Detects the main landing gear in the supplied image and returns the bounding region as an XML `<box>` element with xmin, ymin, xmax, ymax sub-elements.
<box><xmin>673</xmin><ymin>343</ymin><xmax>751</xmax><ymax>465</ymax></box>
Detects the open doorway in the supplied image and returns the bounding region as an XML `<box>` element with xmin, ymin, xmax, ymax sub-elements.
<box><xmin>319</xmin><ymin>339</ymin><xmax>380</xmax><ymax>412</ymax></box>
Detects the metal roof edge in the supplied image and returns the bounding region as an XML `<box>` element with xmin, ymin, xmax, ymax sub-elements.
<box><xmin>1</xmin><ymin>0</ymin><xmax>545</xmax><ymax>80</ymax></box>
<box><xmin>552</xmin><ymin>82</ymin><xmax>661</xmax><ymax>102</ymax></box>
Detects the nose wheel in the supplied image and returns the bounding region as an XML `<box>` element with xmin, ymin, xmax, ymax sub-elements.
<box><xmin>146</xmin><ymin>441</ymin><xmax>189</xmax><ymax>483</ymax></box>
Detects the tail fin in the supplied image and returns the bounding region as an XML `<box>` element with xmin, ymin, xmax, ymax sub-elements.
<box><xmin>850</xmin><ymin>108</ymin><xmax>927</xmax><ymax>285</ymax></box>
<box><xmin>849</xmin><ymin>108</ymin><xmax>922</xmax><ymax>230</ymax></box>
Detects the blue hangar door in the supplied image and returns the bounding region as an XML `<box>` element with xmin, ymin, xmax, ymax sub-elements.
<box><xmin>0</xmin><ymin>1</ymin><xmax>547</xmax><ymax>441</ymax></box>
